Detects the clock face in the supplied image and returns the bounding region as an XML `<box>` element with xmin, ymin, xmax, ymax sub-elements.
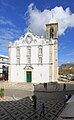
<box><xmin>26</xmin><ymin>35</ymin><xmax>32</xmax><ymax>44</ymax></box>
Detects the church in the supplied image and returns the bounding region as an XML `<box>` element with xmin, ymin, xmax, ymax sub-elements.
<box><xmin>8</xmin><ymin>19</ymin><xmax>58</xmax><ymax>83</ymax></box>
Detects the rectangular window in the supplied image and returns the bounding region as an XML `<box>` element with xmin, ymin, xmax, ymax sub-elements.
<box><xmin>38</xmin><ymin>46</ymin><xmax>43</xmax><ymax>55</ymax></box>
<box><xmin>27</xmin><ymin>46</ymin><xmax>31</xmax><ymax>55</ymax></box>
<box><xmin>39</xmin><ymin>48</ymin><xmax>42</xmax><ymax>55</ymax></box>
<box><xmin>39</xmin><ymin>57</ymin><xmax>42</xmax><ymax>64</ymax></box>
<box><xmin>38</xmin><ymin>46</ymin><xmax>43</xmax><ymax>64</ymax></box>
<box><xmin>27</xmin><ymin>57</ymin><xmax>31</xmax><ymax>64</ymax></box>
<box><xmin>27</xmin><ymin>46</ymin><xmax>31</xmax><ymax>64</ymax></box>
<box><xmin>16</xmin><ymin>47</ymin><xmax>20</xmax><ymax>64</ymax></box>
<box><xmin>16</xmin><ymin>47</ymin><xmax>20</xmax><ymax>57</ymax></box>
<box><xmin>17</xmin><ymin>58</ymin><xmax>20</xmax><ymax>65</ymax></box>
<box><xmin>27</xmin><ymin>48</ymin><xmax>31</xmax><ymax>55</ymax></box>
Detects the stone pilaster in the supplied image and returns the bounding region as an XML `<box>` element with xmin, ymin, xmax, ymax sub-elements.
<box><xmin>54</xmin><ymin>39</ymin><xmax>58</xmax><ymax>81</ymax></box>
<box><xmin>49</xmin><ymin>44</ymin><xmax>54</xmax><ymax>82</ymax></box>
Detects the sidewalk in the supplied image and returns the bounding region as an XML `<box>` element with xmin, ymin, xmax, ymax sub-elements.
<box><xmin>0</xmin><ymin>81</ymin><xmax>74</xmax><ymax>92</ymax></box>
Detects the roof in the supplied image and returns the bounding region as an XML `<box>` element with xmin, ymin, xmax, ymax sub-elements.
<box><xmin>61</xmin><ymin>103</ymin><xmax>74</xmax><ymax>118</ymax></box>
<box><xmin>58</xmin><ymin>94</ymin><xmax>74</xmax><ymax>120</ymax></box>
<box><xmin>67</xmin><ymin>94</ymin><xmax>74</xmax><ymax>104</ymax></box>
<box><xmin>49</xmin><ymin>12</ymin><xmax>57</xmax><ymax>24</ymax></box>
<box><xmin>0</xmin><ymin>54</ymin><xmax>8</xmax><ymax>59</ymax></box>
<box><xmin>49</xmin><ymin>17</ymin><xmax>57</xmax><ymax>24</ymax></box>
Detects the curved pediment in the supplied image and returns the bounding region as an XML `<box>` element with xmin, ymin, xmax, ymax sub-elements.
<box><xmin>9</xmin><ymin>30</ymin><xmax>48</xmax><ymax>47</ymax></box>
<box><xmin>22</xmin><ymin>31</ymin><xmax>34</xmax><ymax>44</ymax></box>
<box><xmin>24</xmin><ymin>66</ymin><xmax>34</xmax><ymax>70</ymax></box>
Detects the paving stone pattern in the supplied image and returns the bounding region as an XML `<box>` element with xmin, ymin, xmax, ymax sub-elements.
<box><xmin>0</xmin><ymin>96</ymin><xmax>65</xmax><ymax>120</ymax></box>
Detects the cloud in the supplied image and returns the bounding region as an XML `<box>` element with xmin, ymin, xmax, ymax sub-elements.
<box><xmin>1</xmin><ymin>0</ymin><xmax>15</xmax><ymax>10</ymax></box>
<box><xmin>0</xmin><ymin>16</ymin><xmax>16</xmax><ymax>27</ymax></box>
<box><xmin>0</xmin><ymin>26</ymin><xmax>22</xmax><ymax>54</ymax></box>
<box><xmin>66</xmin><ymin>50</ymin><xmax>74</xmax><ymax>56</ymax></box>
<box><xmin>0</xmin><ymin>14</ymin><xmax>23</xmax><ymax>55</ymax></box>
<box><xmin>1</xmin><ymin>0</ymin><xmax>10</xmax><ymax>6</ymax></box>
<box><xmin>0</xmin><ymin>16</ymin><xmax>22</xmax><ymax>44</ymax></box>
<box><xmin>27</xmin><ymin>3</ymin><xmax>74</xmax><ymax>36</ymax></box>
<box><xmin>0</xmin><ymin>27</ymin><xmax>22</xmax><ymax>42</ymax></box>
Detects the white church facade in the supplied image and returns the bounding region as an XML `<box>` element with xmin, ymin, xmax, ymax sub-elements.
<box><xmin>8</xmin><ymin>20</ymin><xmax>58</xmax><ymax>83</ymax></box>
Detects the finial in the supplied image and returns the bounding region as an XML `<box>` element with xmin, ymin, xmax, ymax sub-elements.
<box><xmin>49</xmin><ymin>12</ymin><xmax>57</xmax><ymax>24</ymax></box>
<box><xmin>51</xmin><ymin>12</ymin><xmax>54</xmax><ymax>20</ymax></box>
<box><xmin>27</xmin><ymin>22</ymin><xmax>32</xmax><ymax>32</ymax></box>
<box><xmin>27</xmin><ymin>25</ymin><xmax>32</xmax><ymax>33</ymax></box>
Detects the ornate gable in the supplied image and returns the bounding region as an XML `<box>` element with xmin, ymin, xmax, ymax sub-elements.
<box><xmin>9</xmin><ymin>30</ymin><xmax>48</xmax><ymax>47</ymax></box>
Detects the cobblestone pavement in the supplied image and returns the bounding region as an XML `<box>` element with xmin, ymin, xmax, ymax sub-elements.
<box><xmin>0</xmin><ymin>92</ymin><xmax>65</xmax><ymax>120</ymax></box>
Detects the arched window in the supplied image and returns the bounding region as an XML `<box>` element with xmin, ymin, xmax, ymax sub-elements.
<box><xmin>50</xmin><ymin>27</ymin><xmax>54</xmax><ymax>39</ymax></box>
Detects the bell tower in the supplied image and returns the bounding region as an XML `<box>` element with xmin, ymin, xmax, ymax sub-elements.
<box><xmin>46</xmin><ymin>20</ymin><xmax>58</xmax><ymax>82</ymax></box>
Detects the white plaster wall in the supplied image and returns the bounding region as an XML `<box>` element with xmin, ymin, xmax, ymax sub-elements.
<box><xmin>31</xmin><ymin>45</ymin><xmax>49</xmax><ymax>83</ymax></box>
<box><xmin>10</xmin><ymin>46</ymin><xmax>26</xmax><ymax>82</ymax></box>
<box><xmin>10</xmin><ymin>65</ymin><xmax>24</xmax><ymax>82</ymax></box>
<box><xmin>32</xmin><ymin>65</ymin><xmax>49</xmax><ymax>83</ymax></box>
<box><xmin>11</xmin><ymin>48</ymin><xmax>16</xmax><ymax>64</ymax></box>
<box><xmin>43</xmin><ymin>46</ymin><xmax>49</xmax><ymax>64</ymax></box>
<box><xmin>31</xmin><ymin>46</ymin><xmax>38</xmax><ymax>64</ymax></box>
<box><xmin>10</xmin><ymin>45</ymin><xmax>50</xmax><ymax>83</ymax></box>
<box><xmin>10</xmin><ymin>65</ymin><xmax>17</xmax><ymax>82</ymax></box>
<box><xmin>20</xmin><ymin>47</ymin><xmax>26</xmax><ymax>64</ymax></box>
<box><xmin>31</xmin><ymin>45</ymin><xmax>49</xmax><ymax>65</ymax></box>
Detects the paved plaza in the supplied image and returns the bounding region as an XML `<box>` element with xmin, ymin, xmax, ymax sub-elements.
<box><xmin>0</xmin><ymin>93</ymin><xmax>65</xmax><ymax>120</ymax></box>
<box><xmin>0</xmin><ymin>81</ymin><xmax>74</xmax><ymax>120</ymax></box>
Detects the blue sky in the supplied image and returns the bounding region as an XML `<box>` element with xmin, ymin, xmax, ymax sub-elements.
<box><xmin>0</xmin><ymin>0</ymin><xmax>74</xmax><ymax>66</ymax></box>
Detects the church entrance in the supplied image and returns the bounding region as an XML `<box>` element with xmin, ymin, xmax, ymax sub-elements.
<box><xmin>26</xmin><ymin>71</ymin><xmax>32</xmax><ymax>82</ymax></box>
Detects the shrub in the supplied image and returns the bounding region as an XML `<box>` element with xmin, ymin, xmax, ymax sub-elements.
<box><xmin>0</xmin><ymin>88</ymin><xmax>4</xmax><ymax>97</ymax></box>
